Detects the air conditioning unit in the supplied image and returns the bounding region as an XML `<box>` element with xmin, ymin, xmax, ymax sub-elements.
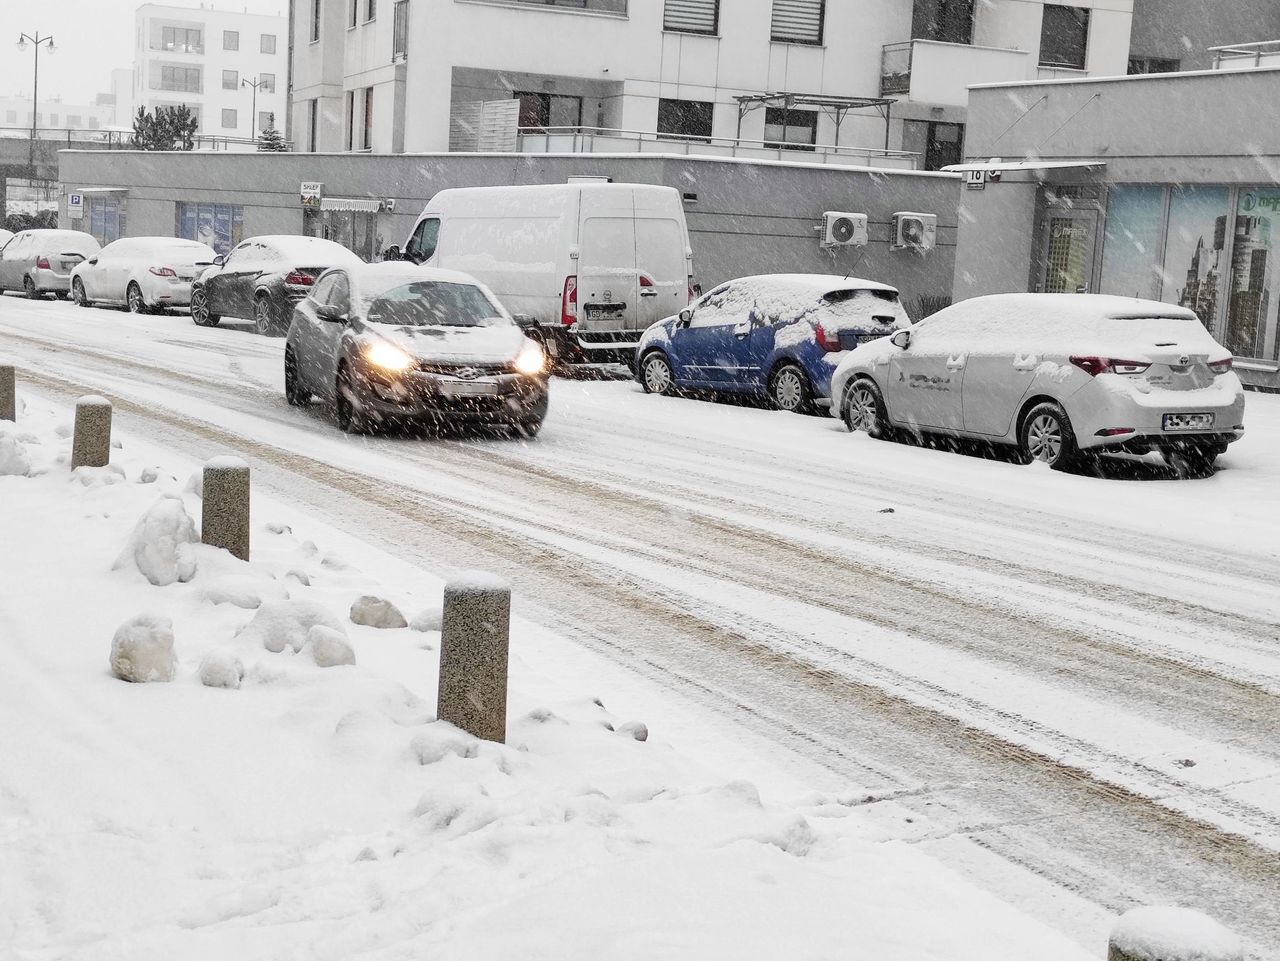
<box><xmin>892</xmin><ymin>211</ymin><xmax>937</xmax><ymax>252</ymax></box>
<box><xmin>821</xmin><ymin>211</ymin><xmax>868</xmax><ymax>248</ymax></box>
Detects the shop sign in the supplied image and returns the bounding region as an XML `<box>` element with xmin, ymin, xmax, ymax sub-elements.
<box><xmin>964</xmin><ymin>170</ymin><xmax>986</xmax><ymax>191</ymax></box>
<box><xmin>68</xmin><ymin>192</ymin><xmax>84</xmax><ymax>219</ymax></box>
<box><xmin>300</xmin><ymin>182</ymin><xmax>324</xmax><ymax>208</ymax></box>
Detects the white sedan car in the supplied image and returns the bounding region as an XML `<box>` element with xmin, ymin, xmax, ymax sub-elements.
<box><xmin>70</xmin><ymin>237</ymin><xmax>217</xmax><ymax>313</ymax></box>
<box><xmin>830</xmin><ymin>293</ymin><xmax>1245</xmax><ymax>476</ymax></box>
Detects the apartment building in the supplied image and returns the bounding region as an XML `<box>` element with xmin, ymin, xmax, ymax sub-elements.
<box><xmin>0</xmin><ymin>96</ymin><xmax>117</xmax><ymax>132</ymax></box>
<box><xmin>134</xmin><ymin>2</ymin><xmax>289</xmax><ymax>143</ymax></box>
<box><xmin>291</xmin><ymin>0</ymin><xmax>1135</xmax><ymax>170</ymax></box>
<box><xmin>1127</xmin><ymin>0</ymin><xmax>1280</xmax><ymax>73</ymax></box>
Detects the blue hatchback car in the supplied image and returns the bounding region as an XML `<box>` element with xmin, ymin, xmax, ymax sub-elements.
<box><xmin>635</xmin><ymin>274</ymin><xmax>909</xmax><ymax>413</ymax></box>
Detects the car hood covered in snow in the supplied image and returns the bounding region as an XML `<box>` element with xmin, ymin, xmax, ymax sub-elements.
<box><xmin>366</xmin><ymin>323</ymin><xmax>528</xmax><ymax>364</ymax></box>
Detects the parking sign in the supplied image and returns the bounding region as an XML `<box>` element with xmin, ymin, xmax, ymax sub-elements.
<box><xmin>68</xmin><ymin>193</ymin><xmax>84</xmax><ymax>219</ymax></box>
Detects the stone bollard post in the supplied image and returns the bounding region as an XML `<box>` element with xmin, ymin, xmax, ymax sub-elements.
<box><xmin>1108</xmin><ymin>907</ymin><xmax>1242</xmax><ymax>961</ymax></box>
<box><xmin>0</xmin><ymin>365</ymin><xmax>14</xmax><ymax>421</ymax></box>
<box><xmin>71</xmin><ymin>395</ymin><xmax>112</xmax><ymax>468</ymax></box>
<box><xmin>201</xmin><ymin>456</ymin><xmax>251</xmax><ymax>561</ymax></box>
<box><xmin>437</xmin><ymin>572</ymin><xmax>511</xmax><ymax>743</ymax></box>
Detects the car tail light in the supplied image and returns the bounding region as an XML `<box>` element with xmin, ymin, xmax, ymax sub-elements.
<box><xmin>814</xmin><ymin>321</ymin><xmax>843</xmax><ymax>352</ymax></box>
<box><xmin>561</xmin><ymin>275</ymin><xmax>577</xmax><ymax>326</ymax></box>
<box><xmin>1208</xmin><ymin>358</ymin><xmax>1233</xmax><ymax>374</ymax></box>
<box><xmin>285</xmin><ymin>270</ymin><xmax>315</xmax><ymax>286</ymax></box>
<box><xmin>35</xmin><ymin>256</ymin><xmax>50</xmax><ymax>270</ymax></box>
<box><xmin>149</xmin><ymin>266</ymin><xmax>177</xmax><ymax>278</ymax></box>
<box><xmin>1070</xmin><ymin>355</ymin><xmax>1151</xmax><ymax>376</ymax></box>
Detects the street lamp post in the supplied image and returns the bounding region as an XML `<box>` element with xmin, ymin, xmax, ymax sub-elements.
<box><xmin>16</xmin><ymin>32</ymin><xmax>55</xmax><ymax>178</ymax></box>
<box><xmin>242</xmin><ymin>76</ymin><xmax>264</xmax><ymax>141</ymax></box>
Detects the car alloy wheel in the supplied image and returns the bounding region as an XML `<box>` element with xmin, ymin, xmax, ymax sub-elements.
<box><xmin>127</xmin><ymin>283</ymin><xmax>146</xmax><ymax>314</ymax></box>
<box><xmin>23</xmin><ymin>276</ymin><xmax>39</xmax><ymax>300</ymax></box>
<box><xmin>1025</xmin><ymin>413</ymin><xmax>1063</xmax><ymax>463</ymax></box>
<box><xmin>72</xmin><ymin>279</ymin><xmax>90</xmax><ymax>308</ymax></box>
<box><xmin>1019</xmin><ymin>401</ymin><xmax>1079</xmax><ymax>470</ymax></box>
<box><xmin>254</xmin><ymin>296</ymin><xmax>276</xmax><ymax>336</ymax></box>
<box><xmin>770</xmin><ymin>365</ymin><xmax>809</xmax><ymax>413</ymax></box>
<box><xmin>190</xmin><ymin>288</ymin><xmax>217</xmax><ymax>326</ymax></box>
<box><xmin>641</xmin><ymin>352</ymin><xmax>674</xmax><ymax>395</ymax></box>
<box><xmin>844</xmin><ymin>379</ymin><xmax>887</xmax><ymax>437</ymax></box>
<box><xmin>334</xmin><ymin>366</ymin><xmax>367</xmax><ymax>434</ymax></box>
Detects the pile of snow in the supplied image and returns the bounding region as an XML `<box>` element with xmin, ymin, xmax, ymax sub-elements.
<box><xmin>1110</xmin><ymin>906</ymin><xmax>1242</xmax><ymax>961</ymax></box>
<box><xmin>0</xmin><ymin>424</ymin><xmax>32</xmax><ymax>476</ymax></box>
<box><xmin>113</xmin><ymin>496</ymin><xmax>199</xmax><ymax>586</ymax></box>
<box><xmin>198</xmin><ymin>648</ymin><xmax>245</xmax><ymax>689</ymax></box>
<box><xmin>237</xmin><ymin>599</ymin><xmax>348</xmax><ymax>653</ymax></box>
<box><xmin>308</xmin><ymin>624</ymin><xmax>356</xmax><ymax>667</ymax></box>
<box><xmin>109</xmin><ymin>613</ymin><xmax>176</xmax><ymax>683</ymax></box>
<box><xmin>349</xmin><ymin>594</ymin><xmax>407</xmax><ymax>629</ymax></box>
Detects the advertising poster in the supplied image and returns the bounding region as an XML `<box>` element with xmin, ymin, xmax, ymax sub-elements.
<box><xmin>1160</xmin><ymin>185</ymin><xmax>1229</xmax><ymax>331</ymax></box>
<box><xmin>1225</xmin><ymin>186</ymin><xmax>1280</xmax><ymax>361</ymax></box>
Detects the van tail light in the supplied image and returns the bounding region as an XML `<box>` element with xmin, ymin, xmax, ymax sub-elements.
<box><xmin>149</xmin><ymin>266</ymin><xmax>177</xmax><ymax>278</ymax></box>
<box><xmin>1208</xmin><ymin>358</ymin><xmax>1233</xmax><ymax>375</ymax></box>
<box><xmin>1070</xmin><ymin>355</ymin><xmax>1150</xmax><ymax>377</ymax></box>
<box><xmin>35</xmin><ymin>256</ymin><xmax>51</xmax><ymax>270</ymax></box>
<box><xmin>284</xmin><ymin>270</ymin><xmax>315</xmax><ymax>286</ymax></box>
<box><xmin>688</xmin><ymin>278</ymin><xmax>700</xmax><ymax>303</ymax></box>
<box><xmin>639</xmin><ymin>274</ymin><xmax>655</xmax><ymax>289</ymax></box>
<box><xmin>814</xmin><ymin>321</ymin><xmax>843</xmax><ymax>353</ymax></box>
<box><xmin>561</xmin><ymin>275</ymin><xmax>577</xmax><ymax>326</ymax></box>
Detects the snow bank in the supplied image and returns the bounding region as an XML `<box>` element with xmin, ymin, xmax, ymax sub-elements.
<box><xmin>308</xmin><ymin>624</ymin><xmax>356</xmax><ymax>667</ymax></box>
<box><xmin>349</xmin><ymin>594</ymin><xmax>408</xmax><ymax>629</ymax></box>
<box><xmin>109</xmin><ymin>613</ymin><xmax>177</xmax><ymax>683</ymax></box>
<box><xmin>237</xmin><ymin>599</ymin><xmax>348</xmax><ymax>653</ymax></box>
<box><xmin>1110</xmin><ymin>907</ymin><xmax>1242</xmax><ymax>961</ymax></box>
<box><xmin>0</xmin><ymin>432</ymin><xmax>31</xmax><ymax>476</ymax></box>
<box><xmin>410</xmin><ymin>605</ymin><xmax>443</xmax><ymax>632</ymax></box>
<box><xmin>199</xmin><ymin>649</ymin><xmax>245</xmax><ymax>689</ymax></box>
<box><xmin>113</xmin><ymin>496</ymin><xmax>199</xmax><ymax>587</ymax></box>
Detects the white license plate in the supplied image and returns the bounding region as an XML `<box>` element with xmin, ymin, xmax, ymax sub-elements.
<box><xmin>1163</xmin><ymin>412</ymin><xmax>1214</xmax><ymax>431</ymax></box>
<box><xmin>439</xmin><ymin>381</ymin><xmax>498</xmax><ymax>397</ymax></box>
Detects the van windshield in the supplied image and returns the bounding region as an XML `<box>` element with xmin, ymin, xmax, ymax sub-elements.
<box><xmin>365</xmin><ymin>281</ymin><xmax>511</xmax><ymax>328</ymax></box>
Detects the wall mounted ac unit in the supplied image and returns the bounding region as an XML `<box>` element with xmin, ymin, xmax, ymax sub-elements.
<box><xmin>892</xmin><ymin>212</ymin><xmax>937</xmax><ymax>251</ymax></box>
<box><xmin>820</xmin><ymin>211</ymin><xmax>868</xmax><ymax>247</ymax></box>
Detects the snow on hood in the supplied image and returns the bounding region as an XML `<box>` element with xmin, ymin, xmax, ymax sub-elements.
<box><xmin>370</xmin><ymin>323</ymin><xmax>528</xmax><ymax>364</ymax></box>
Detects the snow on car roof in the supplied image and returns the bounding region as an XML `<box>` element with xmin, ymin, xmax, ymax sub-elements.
<box><xmin>258</xmin><ymin>235</ymin><xmax>364</xmax><ymax>264</ymax></box>
<box><xmin>958</xmin><ymin>293</ymin><xmax>1198</xmax><ymax>322</ymax></box>
<box><xmin>724</xmin><ymin>274</ymin><xmax>901</xmax><ymax>296</ymax></box>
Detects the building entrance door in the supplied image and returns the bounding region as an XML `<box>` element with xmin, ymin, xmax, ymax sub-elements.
<box><xmin>1038</xmin><ymin>208</ymin><xmax>1099</xmax><ymax>293</ymax></box>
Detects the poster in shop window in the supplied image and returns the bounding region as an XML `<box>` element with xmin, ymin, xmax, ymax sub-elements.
<box><xmin>1224</xmin><ymin>187</ymin><xmax>1280</xmax><ymax>362</ymax></box>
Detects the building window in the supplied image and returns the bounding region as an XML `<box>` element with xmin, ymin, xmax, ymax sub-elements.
<box><xmin>365</xmin><ymin>0</ymin><xmax>376</xmax><ymax>21</ymax></box>
<box><xmin>664</xmin><ymin>0</ymin><xmax>718</xmax><ymax>34</ymax></box>
<box><xmin>222</xmin><ymin>70</ymin><xmax>238</xmax><ymax>90</ymax></box>
<box><xmin>345</xmin><ymin>90</ymin><xmax>355</xmax><ymax>149</ymax></box>
<box><xmin>904</xmin><ymin>119</ymin><xmax>964</xmax><ymax>171</ymax></box>
<box><xmin>362</xmin><ymin>87</ymin><xmax>374</xmax><ymax>149</ymax></box>
<box><xmin>261</xmin><ymin>73</ymin><xmax>276</xmax><ymax>94</ymax></box>
<box><xmin>912</xmin><ymin>0</ymin><xmax>974</xmax><ymax>45</ymax></box>
<box><xmin>461</xmin><ymin>0</ymin><xmax>626</xmax><ymax>12</ymax></box>
<box><xmin>311</xmin><ymin>0</ymin><xmax>321</xmax><ymax>41</ymax></box>
<box><xmin>350</xmin><ymin>0</ymin><xmax>359</xmax><ymax>27</ymax></box>
<box><xmin>514</xmin><ymin>91</ymin><xmax>582</xmax><ymax>131</ymax></box>
<box><xmin>4</xmin><ymin>110</ymin><xmax>15</xmax><ymax>124</ymax></box>
<box><xmin>308</xmin><ymin>98</ymin><xmax>318</xmax><ymax>151</ymax></box>
<box><xmin>1128</xmin><ymin>56</ymin><xmax>1179</xmax><ymax>75</ymax></box>
<box><xmin>222</xmin><ymin>108</ymin><xmax>238</xmax><ymax>130</ymax></box>
<box><xmin>260</xmin><ymin>33</ymin><xmax>277</xmax><ymax>54</ymax></box>
<box><xmin>161</xmin><ymin>26</ymin><xmax>202</xmax><ymax>53</ymax></box>
<box><xmin>393</xmin><ymin>0</ymin><xmax>409</xmax><ymax>59</ymax></box>
<box><xmin>763</xmin><ymin>107</ymin><xmax>816</xmax><ymax>150</ymax></box>
<box><xmin>1039</xmin><ymin>5</ymin><xmax>1089</xmax><ymax>69</ymax></box>
<box><xmin>771</xmin><ymin>0</ymin><xmax>825</xmax><ymax>45</ymax></box>
<box><xmin>67</xmin><ymin>114</ymin><xmax>82</xmax><ymax>127</ymax></box>
<box><xmin>657</xmin><ymin>98</ymin><xmax>714</xmax><ymax>142</ymax></box>
<box><xmin>176</xmin><ymin>202</ymin><xmax>244</xmax><ymax>256</ymax></box>
<box><xmin>223</xmin><ymin>29</ymin><xmax>239</xmax><ymax>50</ymax></box>
<box><xmin>160</xmin><ymin>66</ymin><xmax>202</xmax><ymax>93</ymax></box>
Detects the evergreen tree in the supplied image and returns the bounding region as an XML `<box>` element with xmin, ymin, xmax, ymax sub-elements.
<box><xmin>256</xmin><ymin>126</ymin><xmax>288</xmax><ymax>152</ymax></box>
<box><xmin>129</xmin><ymin>106</ymin><xmax>199</xmax><ymax>151</ymax></box>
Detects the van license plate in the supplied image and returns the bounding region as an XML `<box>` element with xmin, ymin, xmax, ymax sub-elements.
<box><xmin>439</xmin><ymin>381</ymin><xmax>498</xmax><ymax>397</ymax></box>
<box><xmin>1163</xmin><ymin>412</ymin><xmax>1213</xmax><ymax>431</ymax></box>
<box><xmin>584</xmin><ymin>302</ymin><xmax>626</xmax><ymax>318</ymax></box>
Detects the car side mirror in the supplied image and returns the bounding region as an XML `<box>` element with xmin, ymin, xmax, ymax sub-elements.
<box><xmin>317</xmin><ymin>303</ymin><xmax>347</xmax><ymax>322</ymax></box>
<box><xmin>511</xmin><ymin>312</ymin><xmax>537</xmax><ymax>331</ymax></box>
<box><xmin>383</xmin><ymin>244</ymin><xmax>402</xmax><ymax>262</ymax></box>
<box><xmin>212</xmin><ymin>255</ymin><xmax>226</xmax><ymax>267</ymax></box>
<box><xmin>678</xmin><ymin>308</ymin><xmax>693</xmax><ymax>327</ymax></box>
<box><xmin>890</xmin><ymin>329</ymin><xmax>912</xmax><ymax>349</ymax></box>
<box><xmin>86</xmin><ymin>258</ymin><xmax>98</xmax><ymax>266</ymax></box>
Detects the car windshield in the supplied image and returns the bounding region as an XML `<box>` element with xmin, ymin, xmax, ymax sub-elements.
<box><xmin>365</xmin><ymin>281</ymin><xmax>510</xmax><ymax>328</ymax></box>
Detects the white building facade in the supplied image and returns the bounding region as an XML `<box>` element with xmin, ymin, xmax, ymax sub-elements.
<box><xmin>134</xmin><ymin>2</ymin><xmax>289</xmax><ymax>144</ymax></box>
<box><xmin>291</xmin><ymin>0</ymin><xmax>1134</xmax><ymax>169</ymax></box>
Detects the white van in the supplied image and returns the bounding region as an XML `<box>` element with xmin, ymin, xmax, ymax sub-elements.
<box><xmin>392</xmin><ymin>183</ymin><xmax>695</xmax><ymax>362</ymax></box>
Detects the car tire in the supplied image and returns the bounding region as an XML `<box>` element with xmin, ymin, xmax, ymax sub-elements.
<box><xmin>1167</xmin><ymin>445</ymin><xmax>1219</xmax><ymax>479</ymax></box>
<box><xmin>1019</xmin><ymin>401</ymin><xmax>1080</xmax><ymax>471</ymax></box>
<box><xmin>284</xmin><ymin>347</ymin><xmax>310</xmax><ymax>407</ymax></box>
<box><xmin>253</xmin><ymin>294</ymin><xmax>280</xmax><ymax>337</ymax></box>
<box><xmin>841</xmin><ymin>377</ymin><xmax>890</xmax><ymax>438</ymax></box>
<box><xmin>334</xmin><ymin>365</ymin><xmax>368</xmax><ymax>434</ymax></box>
<box><xmin>639</xmin><ymin>350</ymin><xmax>675</xmax><ymax>395</ymax></box>
<box><xmin>23</xmin><ymin>276</ymin><xmax>40</xmax><ymax>300</ymax></box>
<box><xmin>190</xmin><ymin>287</ymin><xmax>220</xmax><ymax>327</ymax></box>
<box><xmin>769</xmin><ymin>363</ymin><xmax>812</xmax><ymax>414</ymax></box>
<box><xmin>72</xmin><ymin>278</ymin><xmax>91</xmax><ymax>308</ymax></box>
<box><xmin>515</xmin><ymin>418</ymin><xmax>543</xmax><ymax>439</ymax></box>
<box><xmin>126</xmin><ymin>282</ymin><xmax>148</xmax><ymax>314</ymax></box>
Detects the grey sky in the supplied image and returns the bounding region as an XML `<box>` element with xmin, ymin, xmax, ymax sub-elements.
<box><xmin>5</xmin><ymin>0</ymin><xmax>287</xmax><ymax>105</ymax></box>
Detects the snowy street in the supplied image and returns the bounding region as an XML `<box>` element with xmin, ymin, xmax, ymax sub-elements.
<box><xmin>3</xmin><ymin>295</ymin><xmax>1280</xmax><ymax>957</ymax></box>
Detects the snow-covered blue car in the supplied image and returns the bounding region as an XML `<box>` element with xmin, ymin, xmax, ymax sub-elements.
<box><xmin>635</xmin><ymin>274</ymin><xmax>910</xmax><ymax>413</ymax></box>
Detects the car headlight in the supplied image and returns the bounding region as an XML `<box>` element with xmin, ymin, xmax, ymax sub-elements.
<box><xmin>365</xmin><ymin>340</ymin><xmax>414</xmax><ymax>372</ymax></box>
<box><xmin>514</xmin><ymin>340</ymin><xmax>546</xmax><ymax>375</ymax></box>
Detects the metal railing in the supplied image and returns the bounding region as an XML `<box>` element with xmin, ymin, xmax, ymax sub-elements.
<box><xmin>1208</xmin><ymin>39</ymin><xmax>1280</xmax><ymax>68</ymax></box>
<box><xmin>515</xmin><ymin>125</ymin><xmax>919</xmax><ymax>169</ymax></box>
<box><xmin>881</xmin><ymin>41</ymin><xmax>913</xmax><ymax>96</ymax></box>
<box><xmin>0</xmin><ymin>126</ymin><xmax>131</xmax><ymax>147</ymax></box>
<box><xmin>460</xmin><ymin>0</ymin><xmax>626</xmax><ymax>13</ymax></box>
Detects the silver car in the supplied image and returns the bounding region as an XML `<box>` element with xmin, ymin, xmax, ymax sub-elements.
<box><xmin>829</xmin><ymin>293</ymin><xmax>1246</xmax><ymax>476</ymax></box>
<box><xmin>0</xmin><ymin>229</ymin><xmax>101</xmax><ymax>299</ymax></box>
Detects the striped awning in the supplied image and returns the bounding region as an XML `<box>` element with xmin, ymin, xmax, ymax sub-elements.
<box><xmin>319</xmin><ymin>197</ymin><xmax>381</xmax><ymax>212</ymax></box>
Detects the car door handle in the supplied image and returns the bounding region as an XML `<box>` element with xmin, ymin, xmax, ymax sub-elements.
<box><xmin>946</xmin><ymin>355</ymin><xmax>966</xmax><ymax>370</ymax></box>
<box><xmin>639</xmin><ymin>289</ymin><xmax>658</xmax><ymax>297</ymax></box>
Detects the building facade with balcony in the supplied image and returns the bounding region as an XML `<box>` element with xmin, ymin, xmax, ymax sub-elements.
<box><xmin>133</xmin><ymin>2</ymin><xmax>289</xmax><ymax>145</ymax></box>
<box><xmin>290</xmin><ymin>0</ymin><xmax>1136</xmax><ymax>172</ymax></box>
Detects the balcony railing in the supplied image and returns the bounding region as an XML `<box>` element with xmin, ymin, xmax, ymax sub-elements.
<box><xmin>881</xmin><ymin>41</ymin><xmax>913</xmax><ymax>96</ymax></box>
<box><xmin>460</xmin><ymin>0</ymin><xmax>626</xmax><ymax>14</ymax></box>
<box><xmin>1209</xmin><ymin>40</ymin><xmax>1280</xmax><ymax>70</ymax></box>
<box><xmin>515</xmin><ymin>126</ymin><xmax>919</xmax><ymax>169</ymax></box>
<box><xmin>880</xmin><ymin>39</ymin><xmax>1032</xmax><ymax>106</ymax></box>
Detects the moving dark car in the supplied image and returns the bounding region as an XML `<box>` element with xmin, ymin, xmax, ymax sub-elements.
<box><xmin>190</xmin><ymin>235</ymin><xmax>362</xmax><ymax>335</ymax></box>
<box><xmin>284</xmin><ymin>263</ymin><xmax>550</xmax><ymax>436</ymax></box>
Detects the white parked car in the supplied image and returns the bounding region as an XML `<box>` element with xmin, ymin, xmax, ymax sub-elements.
<box><xmin>829</xmin><ymin>293</ymin><xmax>1246</xmax><ymax>476</ymax></box>
<box><xmin>70</xmin><ymin>237</ymin><xmax>217</xmax><ymax>313</ymax></box>
<box><xmin>0</xmin><ymin>229</ymin><xmax>13</xmax><ymax>250</ymax></box>
<box><xmin>0</xmin><ymin>229</ymin><xmax>100</xmax><ymax>299</ymax></box>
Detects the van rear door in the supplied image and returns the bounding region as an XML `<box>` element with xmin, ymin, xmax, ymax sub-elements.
<box><xmin>577</xmin><ymin>199</ymin><xmax>641</xmax><ymax>352</ymax></box>
<box><xmin>633</xmin><ymin>217</ymin><xmax>689</xmax><ymax>330</ymax></box>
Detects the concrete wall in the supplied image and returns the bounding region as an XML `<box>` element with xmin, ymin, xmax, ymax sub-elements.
<box><xmin>56</xmin><ymin>149</ymin><xmax>960</xmax><ymax>313</ymax></box>
<box><xmin>1129</xmin><ymin>0</ymin><xmax>1280</xmax><ymax>71</ymax></box>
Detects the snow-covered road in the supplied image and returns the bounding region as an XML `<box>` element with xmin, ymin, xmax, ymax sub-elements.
<box><xmin>3</xmin><ymin>295</ymin><xmax>1280</xmax><ymax>955</ymax></box>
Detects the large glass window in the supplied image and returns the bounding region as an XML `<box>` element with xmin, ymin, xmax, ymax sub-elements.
<box><xmin>515</xmin><ymin>92</ymin><xmax>582</xmax><ymax>131</ymax></box>
<box><xmin>657</xmin><ymin>99</ymin><xmax>714</xmax><ymax>142</ymax></box>
<box><xmin>363</xmin><ymin>87</ymin><xmax>374</xmax><ymax>149</ymax></box>
<box><xmin>912</xmin><ymin>0</ymin><xmax>974</xmax><ymax>45</ymax></box>
<box><xmin>160</xmin><ymin>66</ymin><xmax>201</xmax><ymax>93</ymax></box>
<box><xmin>311</xmin><ymin>0</ymin><xmax>321</xmax><ymax>41</ymax></box>
<box><xmin>1100</xmin><ymin>185</ymin><xmax>1165</xmax><ymax>302</ymax></box>
<box><xmin>1160</xmin><ymin>186</ymin><xmax>1230</xmax><ymax>330</ymax></box>
<box><xmin>1039</xmin><ymin>5</ymin><xmax>1089</xmax><ymax>69</ymax></box>
<box><xmin>175</xmin><ymin>202</ymin><xmax>244</xmax><ymax>256</ymax></box>
<box><xmin>393</xmin><ymin>0</ymin><xmax>410</xmax><ymax>59</ymax></box>
<box><xmin>1225</xmin><ymin>187</ymin><xmax>1280</xmax><ymax>360</ymax></box>
<box><xmin>763</xmin><ymin>107</ymin><xmax>817</xmax><ymax>151</ymax></box>
<box><xmin>161</xmin><ymin>26</ymin><xmax>202</xmax><ymax>53</ymax></box>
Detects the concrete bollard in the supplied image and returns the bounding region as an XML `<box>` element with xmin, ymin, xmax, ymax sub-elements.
<box><xmin>201</xmin><ymin>456</ymin><xmax>251</xmax><ymax>561</ymax></box>
<box><xmin>437</xmin><ymin>572</ymin><xmax>511</xmax><ymax>743</ymax></box>
<box><xmin>70</xmin><ymin>395</ymin><xmax>112</xmax><ymax>468</ymax></box>
<box><xmin>0</xmin><ymin>365</ymin><xmax>14</xmax><ymax>421</ymax></box>
<box><xmin>1108</xmin><ymin>907</ymin><xmax>1242</xmax><ymax>961</ymax></box>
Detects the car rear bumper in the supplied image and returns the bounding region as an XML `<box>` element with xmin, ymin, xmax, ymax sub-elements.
<box><xmin>143</xmin><ymin>278</ymin><xmax>195</xmax><ymax>307</ymax></box>
<box><xmin>1072</xmin><ymin>380</ymin><xmax>1246</xmax><ymax>452</ymax></box>
<box><xmin>30</xmin><ymin>268</ymin><xmax>73</xmax><ymax>292</ymax></box>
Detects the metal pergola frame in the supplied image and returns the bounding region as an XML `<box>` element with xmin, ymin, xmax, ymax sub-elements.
<box><xmin>734</xmin><ymin>92</ymin><xmax>896</xmax><ymax>152</ymax></box>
